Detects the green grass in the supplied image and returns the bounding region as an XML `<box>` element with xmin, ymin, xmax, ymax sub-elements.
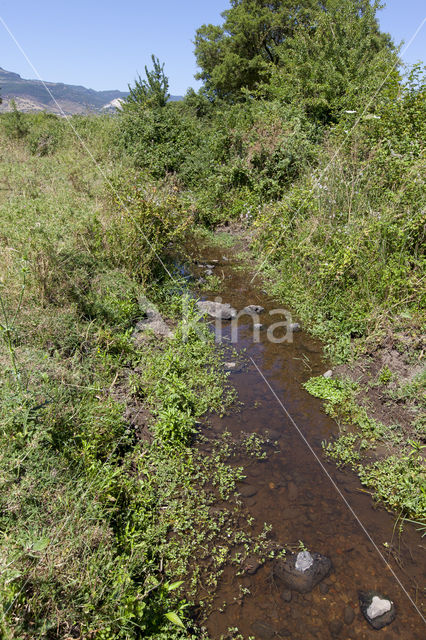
<box><xmin>304</xmin><ymin>375</ymin><xmax>426</xmax><ymax>523</ymax></box>
<box><xmin>0</xmin><ymin>113</ymin><xmax>276</xmax><ymax>639</ymax></box>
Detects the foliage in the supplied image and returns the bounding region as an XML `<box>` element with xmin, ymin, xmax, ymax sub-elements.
<box><xmin>303</xmin><ymin>376</ymin><xmax>381</xmax><ymax>438</ymax></box>
<box><xmin>0</xmin><ymin>116</ymin><xmax>252</xmax><ymax>638</ymax></box>
<box><xmin>194</xmin><ymin>0</ymin><xmax>396</xmax><ymax>107</ymax></box>
<box><xmin>267</xmin><ymin>0</ymin><xmax>398</xmax><ymax>122</ymax></box>
<box><xmin>194</xmin><ymin>0</ymin><xmax>316</xmax><ymax>99</ymax></box>
<box><xmin>323</xmin><ymin>433</ymin><xmax>362</xmax><ymax>469</ymax></box>
<box><xmin>359</xmin><ymin>454</ymin><xmax>426</xmax><ymax>521</ymax></box>
<box><xmin>124</xmin><ymin>54</ymin><xmax>170</xmax><ymax>109</ymax></box>
<box><xmin>2</xmin><ymin>99</ymin><xmax>29</xmax><ymax>138</ymax></box>
<box><xmin>253</xmin><ymin>66</ymin><xmax>425</xmax><ymax>362</ymax></box>
<box><xmin>306</xmin><ymin>375</ymin><xmax>425</xmax><ymax>522</ymax></box>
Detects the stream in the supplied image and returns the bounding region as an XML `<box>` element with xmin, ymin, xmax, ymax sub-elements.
<box><xmin>189</xmin><ymin>235</ymin><xmax>425</xmax><ymax>640</ymax></box>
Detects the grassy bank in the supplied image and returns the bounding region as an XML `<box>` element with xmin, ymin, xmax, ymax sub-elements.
<box><xmin>0</xmin><ymin>113</ymin><xmax>278</xmax><ymax>639</ymax></box>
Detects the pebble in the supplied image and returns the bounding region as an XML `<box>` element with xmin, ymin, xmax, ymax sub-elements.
<box><xmin>239</xmin><ymin>484</ymin><xmax>258</xmax><ymax>498</ymax></box>
<box><xmin>245</xmin><ymin>556</ymin><xmax>262</xmax><ymax>575</ymax></box>
<box><xmin>281</xmin><ymin>589</ymin><xmax>292</xmax><ymax>603</ymax></box>
<box><xmin>323</xmin><ymin>370</ymin><xmax>333</xmax><ymax>378</ymax></box>
<box><xmin>251</xmin><ymin>620</ymin><xmax>275</xmax><ymax>640</ymax></box>
<box><xmin>344</xmin><ymin>605</ymin><xmax>355</xmax><ymax>625</ymax></box>
<box><xmin>288</xmin><ymin>481</ymin><xmax>299</xmax><ymax>501</ymax></box>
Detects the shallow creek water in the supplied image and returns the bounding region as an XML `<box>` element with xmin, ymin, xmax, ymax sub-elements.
<box><xmin>189</xmin><ymin>237</ymin><xmax>425</xmax><ymax>640</ymax></box>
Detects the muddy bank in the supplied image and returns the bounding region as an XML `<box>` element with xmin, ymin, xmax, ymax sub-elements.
<box><xmin>188</xmin><ymin>234</ymin><xmax>425</xmax><ymax>640</ymax></box>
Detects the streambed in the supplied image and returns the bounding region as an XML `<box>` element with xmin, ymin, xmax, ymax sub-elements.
<box><xmin>189</xmin><ymin>236</ymin><xmax>425</xmax><ymax>640</ymax></box>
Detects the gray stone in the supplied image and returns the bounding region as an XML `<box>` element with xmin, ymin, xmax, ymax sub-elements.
<box><xmin>245</xmin><ymin>556</ymin><xmax>263</xmax><ymax>575</ymax></box>
<box><xmin>239</xmin><ymin>484</ymin><xmax>257</xmax><ymax>498</ymax></box>
<box><xmin>273</xmin><ymin>552</ymin><xmax>331</xmax><ymax>594</ymax></box>
<box><xmin>288</xmin><ymin>322</ymin><xmax>302</xmax><ymax>333</ymax></box>
<box><xmin>289</xmin><ymin>322</ymin><xmax>301</xmax><ymax>332</ymax></box>
<box><xmin>224</xmin><ymin>362</ymin><xmax>243</xmax><ymax>373</ymax></box>
<box><xmin>295</xmin><ymin>551</ymin><xmax>314</xmax><ymax>572</ymax></box>
<box><xmin>359</xmin><ymin>591</ymin><xmax>396</xmax><ymax>630</ymax></box>
<box><xmin>243</xmin><ymin>304</ymin><xmax>265</xmax><ymax>315</ymax></box>
<box><xmin>281</xmin><ymin>589</ymin><xmax>292</xmax><ymax>603</ymax></box>
<box><xmin>206</xmin><ymin>264</ymin><xmax>215</xmax><ymax>269</ymax></box>
<box><xmin>319</xmin><ymin>582</ymin><xmax>329</xmax><ymax>594</ymax></box>
<box><xmin>205</xmin><ymin>269</ymin><xmax>214</xmax><ymax>276</ymax></box>
<box><xmin>196</xmin><ymin>300</ymin><xmax>237</xmax><ymax>320</ymax></box>
<box><xmin>251</xmin><ymin>621</ymin><xmax>275</xmax><ymax>640</ymax></box>
<box><xmin>344</xmin><ymin>605</ymin><xmax>355</xmax><ymax>625</ymax></box>
<box><xmin>323</xmin><ymin>370</ymin><xmax>333</xmax><ymax>379</ymax></box>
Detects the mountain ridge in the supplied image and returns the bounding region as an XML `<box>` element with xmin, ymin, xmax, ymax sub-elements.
<box><xmin>0</xmin><ymin>67</ymin><xmax>182</xmax><ymax>115</ymax></box>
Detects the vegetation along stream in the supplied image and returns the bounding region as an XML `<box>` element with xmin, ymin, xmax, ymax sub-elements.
<box><xmin>187</xmin><ymin>232</ymin><xmax>425</xmax><ymax>640</ymax></box>
<box><xmin>0</xmin><ymin>1</ymin><xmax>424</xmax><ymax>638</ymax></box>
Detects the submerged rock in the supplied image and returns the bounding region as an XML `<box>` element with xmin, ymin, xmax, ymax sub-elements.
<box><xmin>359</xmin><ymin>591</ymin><xmax>396</xmax><ymax>630</ymax></box>
<box><xmin>245</xmin><ymin>556</ymin><xmax>263</xmax><ymax>575</ymax></box>
<box><xmin>273</xmin><ymin>551</ymin><xmax>331</xmax><ymax>593</ymax></box>
<box><xmin>196</xmin><ymin>300</ymin><xmax>237</xmax><ymax>320</ymax></box>
<box><xmin>281</xmin><ymin>589</ymin><xmax>292</xmax><ymax>603</ymax></box>
<box><xmin>289</xmin><ymin>322</ymin><xmax>301</xmax><ymax>332</ymax></box>
<box><xmin>251</xmin><ymin>621</ymin><xmax>275</xmax><ymax>640</ymax></box>
<box><xmin>239</xmin><ymin>484</ymin><xmax>258</xmax><ymax>498</ymax></box>
<box><xmin>243</xmin><ymin>304</ymin><xmax>265</xmax><ymax>315</ymax></box>
<box><xmin>329</xmin><ymin>619</ymin><xmax>343</xmax><ymax>637</ymax></box>
<box><xmin>343</xmin><ymin>605</ymin><xmax>355</xmax><ymax>625</ymax></box>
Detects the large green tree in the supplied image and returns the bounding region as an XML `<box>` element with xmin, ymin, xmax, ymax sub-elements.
<box><xmin>194</xmin><ymin>0</ymin><xmax>316</xmax><ymax>99</ymax></box>
<box><xmin>268</xmin><ymin>0</ymin><xmax>398</xmax><ymax>121</ymax></box>
<box><xmin>194</xmin><ymin>0</ymin><xmax>396</xmax><ymax>108</ymax></box>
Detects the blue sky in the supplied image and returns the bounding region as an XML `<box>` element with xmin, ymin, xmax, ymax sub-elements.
<box><xmin>0</xmin><ymin>1</ymin><xmax>425</xmax><ymax>95</ymax></box>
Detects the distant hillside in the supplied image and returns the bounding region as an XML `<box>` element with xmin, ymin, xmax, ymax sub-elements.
<box><xmin>0</xmin><ymin>68</ymin><xmax>182</xmax><ymax>115</ymax></box>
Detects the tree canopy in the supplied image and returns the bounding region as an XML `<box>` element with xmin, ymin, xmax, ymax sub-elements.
<box><xmin>194</xmin><ymin>0</ymin><xmax>397</xmax><ymax>111</ymax></box>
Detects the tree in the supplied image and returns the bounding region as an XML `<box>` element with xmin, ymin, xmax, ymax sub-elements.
<box><xmin>194</xmin><ymin>0</ymin><xmax>316</xmax><ymax>100</ymax></box>
<box><xmin>194</xmin><ymin>0</ymin><xmax>396</xmax><ymax>108</ymax></box>
<box><xmin>124</xmin><ymin>55</ymin><xmax>170</xmax><ymax>109</ymax></box>
<box><xmin>268</xmin><ymin>0</ymin><xmax>398</xmax><ymax>122</ymax></box>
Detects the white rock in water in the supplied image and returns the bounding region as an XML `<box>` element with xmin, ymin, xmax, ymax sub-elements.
<box><xmin>367</xmin><ymin>596</ymin><xmax>392</xmax><ymax>620</ymax></box>
<box><xmin>289</xmin><ymin>323</ymin><xmax>301</xmax><ymax>332</ymax></box>
<box><xmin>295</xmin><ymin>551</ymin><xmax>314</xmax><ymax>572</ymax></box>
<box><xmin>196</xmin><ymin>300</ymin><xmax>237</xmax><ymax>320</ymax></box>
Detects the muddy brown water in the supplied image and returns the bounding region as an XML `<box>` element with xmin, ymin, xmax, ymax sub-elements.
<box><xmin>188</xmin><ymin>238</ymin><xmax>425</xmax><ymax>640</ymax></box>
